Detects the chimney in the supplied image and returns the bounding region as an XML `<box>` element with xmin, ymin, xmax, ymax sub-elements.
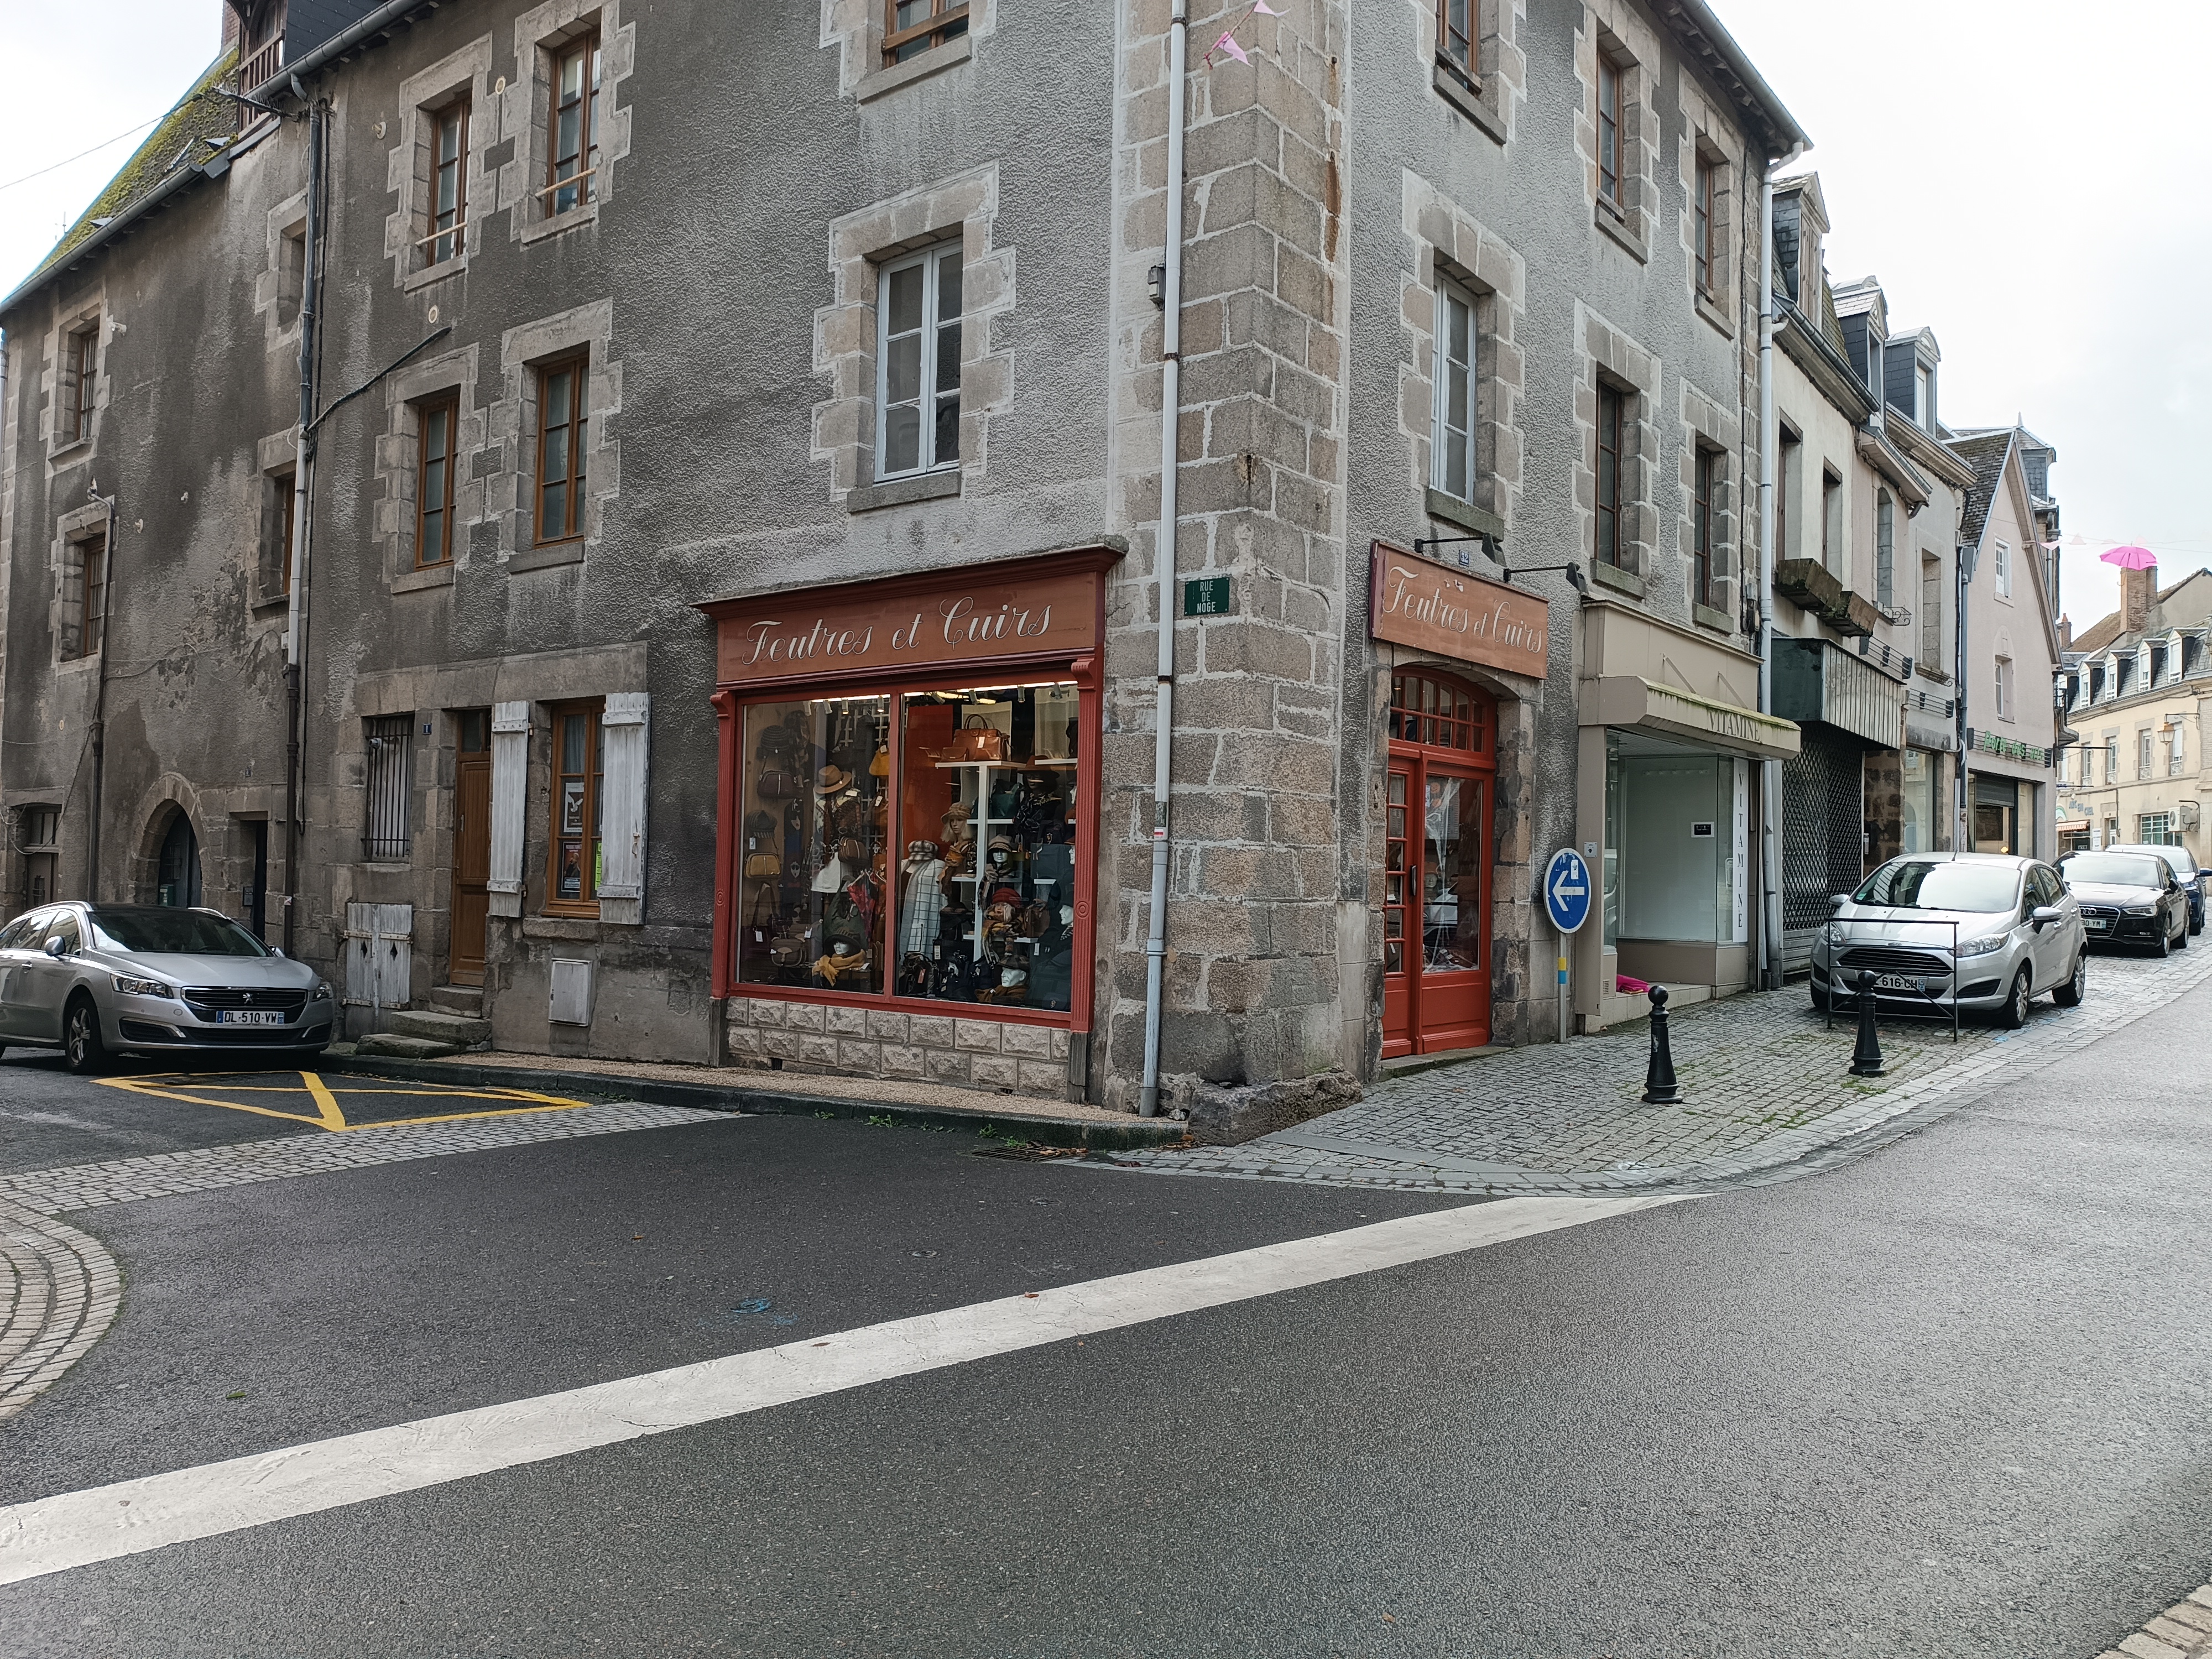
<box><xmin>2057</xmin><ymin>614</ymin><xmax>2073</xmax><ymax>651</ymax></box>
<box><xmin>2122</xmin><ymin>563</ymin><xmax>2157</xmax><ymax>637</ymax></box>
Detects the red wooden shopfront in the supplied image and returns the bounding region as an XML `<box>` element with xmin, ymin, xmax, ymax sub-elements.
<box><xmin>1381</xmin><ymin>667</ymin><xmax>1498</xmax><ymax>1058</ymax></box>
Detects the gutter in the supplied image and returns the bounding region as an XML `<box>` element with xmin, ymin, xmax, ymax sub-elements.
<box><xmin>1660</xmin><ymin>0</ymin><xmax>1811</xmax><ymax>155</ymax></box>
<box><xmin>253</xmin><ymin>0</ymin><xmax>444</xmax><ymax>97</ymax></box>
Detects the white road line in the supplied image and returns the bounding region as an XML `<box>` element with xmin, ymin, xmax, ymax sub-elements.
<box><xmin>0</xmin><ymin>1193</ymin><xmax>1676</xmax><ymax>1585</ymax></box>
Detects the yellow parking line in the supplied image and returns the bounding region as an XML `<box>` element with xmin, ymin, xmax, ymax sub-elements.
<box><xmin>95</xmin><ymin>1072</ymin><xmax>594</xmax><ymax>1131</ymax></box>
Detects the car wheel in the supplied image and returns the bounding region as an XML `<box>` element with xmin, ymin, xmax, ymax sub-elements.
<box><xmin>1997</xmin><ymin>968</ymin><xmax>2031</xmax><ymax>1030</ymax></box>
<box><xmin>2178</xmin><ymin>920</ymin><xmax>2190</xmax><ymax>951</ymax></box>
<box><xmin>2152</xmin><ymin>925</ymin><xmax>2172</xmax><ymax>959</ymax></box>
<box><xmin>64</xmin><ymin>997</ymin><xmax>110</xmax><ymax>1075</ymax></box>
<box><xmin>2052</xmin><ymin>952</ymin><xmax>2086</xmax><ymax>1008</ymax></box>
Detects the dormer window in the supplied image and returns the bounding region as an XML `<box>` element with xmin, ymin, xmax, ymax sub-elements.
<box><xmin>1914</xmin><ymin>363</ymin><xmax>1936</xmax><ymax>429</ymax></box>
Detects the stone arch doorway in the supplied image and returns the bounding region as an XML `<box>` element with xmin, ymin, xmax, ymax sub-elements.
<box><xmin>154</xmin><ymin>810</ymin><xmax>202</xmax><ymax>908</ymax></box>
<box><xmin>1383</xmin><ymin>667</ymin><xmax>1497</xmax><ymax>1057</ymax></box>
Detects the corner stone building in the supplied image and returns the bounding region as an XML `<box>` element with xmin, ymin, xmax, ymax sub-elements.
<box><xmin>1</xmin><ymin>0</ymin><xmax>1803</xmax><ymax>1133</ymax></box>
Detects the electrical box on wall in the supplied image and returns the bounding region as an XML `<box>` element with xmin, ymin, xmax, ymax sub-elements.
<box><xmin>549</xmin><ymin>958</ymin><xmax>594</xmax><ymax>1026</ymax></box>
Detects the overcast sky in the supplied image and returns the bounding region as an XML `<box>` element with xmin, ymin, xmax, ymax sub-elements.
<box><xmin>2</xmin><ymin>1</ymin><xmax>2204</xmax><ymax>633</ymax></box>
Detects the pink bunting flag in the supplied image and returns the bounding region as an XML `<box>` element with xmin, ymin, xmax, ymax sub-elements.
<box><xmin>1252</xmin><ymin>0</ymin><xmax>1284</xmax><ymax>12</ymax></box>
<box><xmin>1211</xmin><ymin>29</ymin><xmax>1250</xmax><ymax>64</ymax></box>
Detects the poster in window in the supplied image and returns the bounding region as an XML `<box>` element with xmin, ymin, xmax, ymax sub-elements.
<box><xmin>558</xmin><ymin>841</ymin><xmax>584</xmax><ymax>899</ymax></box>
<box><xmin>561</xmin><ymin>781</ymin><xmax>586</xmax><ymax>837</ymax></box>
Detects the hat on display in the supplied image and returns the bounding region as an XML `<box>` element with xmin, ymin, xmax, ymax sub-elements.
<box><xmin>816</xmin><ymin>764</ymin><xmax>851</xmax><ymax>795</ymax></box>
<box><xmin>812</xmin><ymin>858</ymin><xmax>849</xmax><ymax>894</ymax></box>
<box><xmin>988</xmin><ymin>834</ymin><xmax>1015</xmax><ymax>855</ymax></box>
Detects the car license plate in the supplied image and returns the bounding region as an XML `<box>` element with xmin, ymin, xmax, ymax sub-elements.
<box><xmin>217</xmin><ymin>1010</ymin><xmax>286</xmax><ymax>1026</ymax></box>
<box><xmin>2086</xmin><ymin>918</ymin><xmax>2110</xmax><ymax>931</ymax></box>
<box><xmin>1874</xmin><ymin>973</ymin><xmax>1918</xmax><ymax>991</ymax></box>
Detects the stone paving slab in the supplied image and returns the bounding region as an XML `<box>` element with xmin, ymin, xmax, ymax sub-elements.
<box><xmin>2095</xmin><ymin>1583</ymin><xmax>2212</xmax><ymax>1659</ymax></box>
<box><xmin>1113</xmin><ymin>946</ymin><xmax>2212</xmax><ymax>1196</ymax></box>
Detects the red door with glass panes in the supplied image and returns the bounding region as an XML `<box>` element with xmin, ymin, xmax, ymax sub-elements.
<box><xmin>1381</xmin><ymin>670</ymin><xmax>1495</xmax><ymax>1058</ymax></box>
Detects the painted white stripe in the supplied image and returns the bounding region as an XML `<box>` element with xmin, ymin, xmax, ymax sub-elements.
<box><xmin>0</xmin><ymin>1193</ymin><xmax>1676</xmax><ymax>1585</ymax></box>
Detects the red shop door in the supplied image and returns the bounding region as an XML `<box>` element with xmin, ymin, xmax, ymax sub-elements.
<box><xmin>1381</xmin><ymin>671</ymin><xmax>1495</xmax><ymax>1058</ymax></box>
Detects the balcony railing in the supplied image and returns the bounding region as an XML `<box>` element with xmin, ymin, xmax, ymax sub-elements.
<box><xmin>237</xmin><ymin>38</ymin><xmax>283</xmax><ymax>126</ymax></box>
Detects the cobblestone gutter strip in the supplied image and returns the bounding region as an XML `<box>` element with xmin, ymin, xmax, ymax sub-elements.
<box><xmin>0</xmin><ymin>1198</ymin><xmax>121</xmax><ymax>1424</ymax></box>
<box><xmin>0</xmin><ymin>1100</ymin><xmax>726</xmax><ymax>1218</ymax></box>
<box><xmin>1109</xmin><ymin>949</ymin><xmax>2212</xmax><ymax>1197</ymax></box>
<box><xmin>2095</xmin><ymin>1583</ymin><xmax>2212</xmax><ymax>1658</ymax></box>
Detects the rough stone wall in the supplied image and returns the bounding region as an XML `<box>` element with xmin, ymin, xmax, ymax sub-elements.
<box><xmin>1098</xmin><ymin>0</ymin><xmax>1354</xmax><ymax>1117</ymax></box>
<box><xmin>724</xmin><ymin>996</ymin><xmax>1072</xmax><ymax>1099</ymax></box>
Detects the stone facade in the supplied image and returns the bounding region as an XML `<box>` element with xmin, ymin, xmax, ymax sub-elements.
<box><xmin>2</xmin><ymin>0</ymin><xmax>1814</xmax><ymax>1125</ymax></box>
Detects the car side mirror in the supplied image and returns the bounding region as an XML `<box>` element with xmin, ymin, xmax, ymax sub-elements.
<box><xmin>1827</xmin><ymin>894</ymin><xmax>1848</xmax><ymax>913</ymax></box>
<box><xmin>41</xmin><ymin>936</ymin><xmax>65</xmax><ymax>958</ymax></box>
<box><xmin>270</xmin><ymin>947</ymin><xmax>285</xmax><ymax>959</ymax></box>
<box><xmin>2030</xmin><ymin>905</ymin><xmax>2063</xmax><ymax>931</ymax></box>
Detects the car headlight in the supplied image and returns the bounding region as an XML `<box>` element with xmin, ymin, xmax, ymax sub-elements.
<box><xmin>310</xmin><ymin>979</ymin><xmax>335</xmax><ymax>1001</ymax></box>
<box><xmin>1823</xmin><ymin>921</ymin><xmax>1847</xmax><ymax>946</ymax></box>
<box><xmin>2123</xmin><ymin>905</ymin><xmax>2156</xmax><ymax>918</ymax></box>
<box><xmin>1954</xmin><ymin>933</ymin><xmax>2010</xmax><ymax>957</ymax></box>
<box><xmin>113</xmin><ymin>974</ymin><xmax>175</xmax><ymax>998</ymax></box>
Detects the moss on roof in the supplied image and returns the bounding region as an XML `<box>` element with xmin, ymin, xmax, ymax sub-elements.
<box><xmin>29</xmin><ymin>46</ymin><xmax>241</xmax><ymax>286</ymax></box>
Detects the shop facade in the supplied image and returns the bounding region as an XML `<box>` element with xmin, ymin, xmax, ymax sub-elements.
<box><xmin>702</xmin><ymin>550</ymin><xmax>1115</xmax><ymax>1098</ymax></box>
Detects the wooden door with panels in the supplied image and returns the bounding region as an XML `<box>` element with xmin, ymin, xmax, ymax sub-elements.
<box><xmin>1381</xmin><ymin>669</ymin><xmax>1496</xmax><ymax>1058</ymax></box>
<box><xmin>449</xmin><ymin>711</ymin><xmax>492</xmax><ymax>986</ymax></box>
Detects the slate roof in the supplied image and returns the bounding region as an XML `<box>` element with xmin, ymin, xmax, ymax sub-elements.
<box><xmin>2070</xmin><ymin>572</ymin><xmax>2209</xmax><ymax>656</ymax></box>
<box><xmin>1945</xmin><ymin>429</ymin><xmax>2013</xmax><ymax>550</ymax></box>
<box><xmin>19</xmin><ymin>47</ymin><xmax>239</xmax><ymax>295</ymax></box>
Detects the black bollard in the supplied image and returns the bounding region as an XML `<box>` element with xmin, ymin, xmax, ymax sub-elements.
<box><xmin>1849</xmin><ymin>968</ymin><xmax>1886</xmax><ymax>1077</ymax></box>
<box><xmin>1641</xmin><ymin>984</ymin><xmax>1682</xmax><ymax>1104</ymax></box>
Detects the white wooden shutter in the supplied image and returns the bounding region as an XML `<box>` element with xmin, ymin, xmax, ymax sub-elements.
<box><xmin>487</xmin><ymin>701</ymin><xmax>530</xmax><ymax>917</ymax></box>
<box><xmin>343</xmin><ymin>903</ymin><xmax>414</xmax><ymax>1012</ymax></box>
<box><xmin>597</xmin><ymin>692</ymin><xmax>649</xmax><ymax>924</ymax></box>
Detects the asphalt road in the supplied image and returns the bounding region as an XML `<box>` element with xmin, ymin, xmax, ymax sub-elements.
<box><xmin>2</xmin><ymin>978</ymin><xmax>2210</xmax><ymax>1658</ymax></box>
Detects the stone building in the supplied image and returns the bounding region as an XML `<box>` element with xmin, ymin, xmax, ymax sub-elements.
<box><xmin>1</xmin><ymin>0</ymin><xmax>1807</xmax><ymax>1133</ymax></box>
<box><xmin>2056</xmin><ymin>562</ymin><xmax>2212</xmax><ymax>863</ymax></box>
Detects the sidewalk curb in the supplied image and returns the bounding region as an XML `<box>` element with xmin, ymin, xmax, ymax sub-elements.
<box><xmin>334</xmin><ymin>1056</ymin><xmax>1189</xmax><ymax>1152</ymax></box>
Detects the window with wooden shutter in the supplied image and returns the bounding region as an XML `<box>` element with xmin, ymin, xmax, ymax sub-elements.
<box><xmin>486</xmin><ymin>702</ymin><xmax>530</xmax><ymax>917</ymax></box>
<box><xmin>597</xmin><ymin>693</ymin><xmax>649</xmax><ymax>924</ymax></box>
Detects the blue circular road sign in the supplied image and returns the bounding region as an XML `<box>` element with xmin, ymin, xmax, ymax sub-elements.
<box><xmin>1543</xmin><ymin>848</ymin><xmax>1593</xmax><ymax>935</ymax></box>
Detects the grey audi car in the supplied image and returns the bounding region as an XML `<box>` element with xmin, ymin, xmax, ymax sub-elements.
<box><xmin>1811</xmin><ymin>852</ymin><xmax>2087</xmax><ymax>1029</ymax></box>
<box><xmin>0</xmin><ymin>902</ymin><xmax>336</xmax><ymax>1072</ymax></box>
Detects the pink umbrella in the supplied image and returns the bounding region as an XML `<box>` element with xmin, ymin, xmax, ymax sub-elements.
<box><xmin>2099</xmin><ymin>545</ymin><xmax>2157</xmax><ymax>569</ymax></box>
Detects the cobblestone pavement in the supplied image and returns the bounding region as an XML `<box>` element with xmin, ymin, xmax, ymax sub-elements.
<box><xmin>1115</xmin><ymin>946</ymin><xmax>2212</xmax><ymax>1195</ymax></box>
<box><xmin>0</xmin><ymin>1099</ymin><xmax>729</xmax><ymax>1218</ymax></box>
<box><xmin>0</xmin><ymin>1199</ymin><xmax>118</xmax><ymax>1426</ymax></box>
<box><xmin>2098</xmin><ymin>1584</ymin><xmax>2212</xmax><ymax>1659</ymax></box>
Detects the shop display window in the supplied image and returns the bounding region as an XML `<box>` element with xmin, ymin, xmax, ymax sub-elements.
<box><xmin>732</xmin><ymin>681</ymin><xmax>1079</xmax><ymax>1013</ymax></box>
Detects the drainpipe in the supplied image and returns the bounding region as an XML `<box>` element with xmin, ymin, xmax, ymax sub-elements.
<box><xmin>1955</xmin><ymin>537</ymin><xmax>1976</xmax><ymax>852</ymax></box>
<box><xmin>1756</xmin><ymin>164</ymin><xmax>1783</xmax><ymax>989</ymax></box>
<box><xmin>281</xmin><ymin>90</ymin><xmax>324</xmax><ymax>955</ymax></box>
<box><xmin>85</xmin><ymin>484</ymin><xmax>119</xmax><ymax>900</ymax></box>
<box><xmin>1137</xmin><ymin>1</ymin><xmax>1191</xmax><ymax>1118</ymax></box>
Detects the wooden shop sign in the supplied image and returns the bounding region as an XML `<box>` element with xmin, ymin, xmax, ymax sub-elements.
<box><xmin>1369</xmin><ymin>541</ymin><xmax>1548</xmax><ymax>679</ymax></box>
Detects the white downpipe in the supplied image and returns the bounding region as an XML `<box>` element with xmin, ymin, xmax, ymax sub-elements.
<box><xmin>1138</xmin><ymin>1</ymin><xmax>1191</xmax><ymax>1118</ymax></box>
<box><xmin>1757</xmin><ymin>165</ymin><xmax>1784</xmax><ymax>990</ymax></box>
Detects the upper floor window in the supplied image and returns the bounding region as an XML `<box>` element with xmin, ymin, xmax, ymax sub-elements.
<box><xmin>885</xmin><ymin>0</ymin><xmax>968</xmax><ymax>65</ymax></box>
<box><xmin>1874</xmin><ymin>490</ymin><xmax>1895</xmax><ymax>609</ymax></box>
<box><xmin>275</xmin><ymin>469</ymin><xmax>296</xmax><ymax>595</ymax></box>
<box><xmin>1596</xmin><ymin>56</ymin><xmax>1624</xmax><ymax>207</ymax></box>
<box><xmin>1995</xmin><ymin>657</ymin><xmax>2013</xmax><ymax>721</ymax></box>
<box><xmin>1776</xmin><ymin>429</ymin><xmax>1799</xmax><ymax>561</ymax></box>
<box><xmin>1691</xmin><ymin>446</ymin><xmax>1717</xmax><ymax>608</ymax></box>
<box><xmin>1914</xmin><ymin>364</ymin><xmax>1936</xmax><ymax>430</ymax></box>
<box><xmin>1594</xmin><ymin>382</ymin><xmax>1625</xmax><ymax>568</ymax></box>
<box><xmin>2138</xmin><ymin>727</ymin><xmax>2154</xmax><ymax>777</ymax></box>
<box><xmin>416</xmin><ymin>393</ymin><xmax>459</xmax><ymax>566</ymax></box>
<box><xmin>1994</xmin><ymin>539</ymin><xmax>2013</xmax><ymax>598</ymax></box>
<box><xmin>425</xmin><ymin>98</ymin><xmax>468</xmax><ymax>265</ymax></box>
<box><xmin>66</xmin><ymin>322</ymin><xmax>99</xmax><ymax>446</ymax></box>
<box><xmin>1919</xmin><ymin>554</ymin><xmax>1942</xmax><ymax>668</ymax></box>
<box><xmin>877</xmin><ymin>243</ymin><xmax>962</xmax><ymax>479</ymax></box>
<box><xmin>1820</xmin><ymin>466</ymin><xmax>1841</xmax><ymax>575</ymax></box>
<box><xmin>535</xmin><ymin>354</ymin><xmax>588</xmax><ymax>545</ymax></box>
<box><xmin>1431</xmin><ymin>279</ymin><xmax>1483</xmax><ymax>503</ymax></box>
<box><xmin>1437</xmin><ymin>0</ymin><xmax>1473</xmax><ymax>80</ymax></box>
<box><xmin>69</xmin><ymin>533</ymin><xmax>107</xmax><ymax>661</ymax></box>
<box><xmin>1693</xmin><ymin>154</ymin><xmax>1717</xmax><ymax>295</ymax></box>
<box><xmin>546</xmin><ymin>34</ymin><xmax>601</xmax><ymax>216</ymax></box>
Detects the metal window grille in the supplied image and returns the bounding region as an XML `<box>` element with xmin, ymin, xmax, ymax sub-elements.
<box><xmin>363</xmin><ymin>715</ymin><xmax>415</xmax><ymax>860</ymax></box>
<box><xmin>1781</xmin><ymin>727</ymin><xmax>1870</xmax><ymax>957</ymax></box>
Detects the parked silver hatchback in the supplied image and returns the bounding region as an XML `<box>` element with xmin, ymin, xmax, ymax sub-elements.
<box><xmin>1810</xmin><ymin>852</ymin><xmax>2088</xmax><ymax>1029</ymax></box>
<box><xmin>0</xmin><ymin>902</ymin><xmax>336</xmax><ymax>1072</ymax></box>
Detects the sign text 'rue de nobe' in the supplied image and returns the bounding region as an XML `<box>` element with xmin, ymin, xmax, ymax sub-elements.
<box><xmin>1368</xmin><ymin>541</ymin><xmax>1549</xmax><ymax>680</ymax></box>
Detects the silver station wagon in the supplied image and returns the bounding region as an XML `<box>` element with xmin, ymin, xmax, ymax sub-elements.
<box><xmin>0</xmin><ymin>903</ymin><xmax>336</xmax><ymax>1072</ymax></box>
<box><xmin>1811</xmin><ymin>852</ymin><xmax>2088</xmax><ymax>1029</ymax></box>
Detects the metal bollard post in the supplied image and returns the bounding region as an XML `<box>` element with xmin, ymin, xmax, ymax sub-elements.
<box><xmin>1641</xmin><ymin>984</ymin><xmax>1682</xmax><ymax>1104</ymax></box>
<box><xmin>1849</xmin><ymin>968</ymin><xmax>1886</xmax><ymax>1078</ymax></box>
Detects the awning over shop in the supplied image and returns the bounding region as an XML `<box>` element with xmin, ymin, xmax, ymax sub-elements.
<box><xmin>1771</xmin><ymin>635</ymin><xmax>1905</xmax><ymax>748</ymax></box>
<box><xmin>1584</xmin><ymin>675</ymin><xmax>1801</xmax><ymax>759</ymax></box>
<box><xmin>1905</xmin><ymin>715</ymin><xmax>1958</xmax><ymax>753</ymax></box>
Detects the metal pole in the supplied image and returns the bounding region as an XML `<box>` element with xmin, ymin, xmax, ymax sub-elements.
<box><xmin>282</xmin><ymin>96</ymin><xmax>324</xmax><ymax>955</ymax></box>
<box><xmin>1137</xmin><ymin>1</ymin><xmax>1190</xmax><ymax>1118</ymax></box>
<box><xmin>1556</xmin><ymin>924</ymin><xmax>1568</xmax><ymax>1045</ymax></box>
<box><xmin>86</xmin><ymin>486</ymin><xmax>118</xmax><ymax>900</ymax></box>
<box><xmin>1757</xmin><ymin>164</ymin><xmax>1785</xmax><ymax>990</ymax></box>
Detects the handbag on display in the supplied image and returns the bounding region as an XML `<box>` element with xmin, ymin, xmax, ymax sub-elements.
<box><xmin>769</xmin><ymin>930</ymin><xmax>811</xmax><ymax>969</ymax></box>
<box><xmin>743</xmin><ymin>852</ymin><xmax>782</xmax><ymax>880</ymax></box>
<box><xmin>896</xmin><ymin>952</ymin><xmax>930</xmax><ymax>997</ymax></box>
<box><xmin>869</xmin><ymin>746</ymin><xmax>891</xmax><ymax>778</ymax></box>
<box><xmin>757</xmin><ymin>769</ymin><xmax>792</xmax><ymax>801</ymax></box>
<box><xmin>951</xmin><ymin>717</ymin><xmax>1007</xmax><ymax>762</ymax></box>
<box><xmin>928</xmin><ymin>953</ymin><xmax>974</xmax><ymax>1001</ymax></box>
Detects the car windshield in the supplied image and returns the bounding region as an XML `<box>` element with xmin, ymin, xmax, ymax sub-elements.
<box><xmin>1852</xmin><ymin>860</ymin><xmax>2021</xmax><ymax>913</ymax></box>
<box><xmin>2059</xmin><ymin>853</ymin><xmax>2167</xmax><ymax>889</ymax></box>
<box><xmin>87</xmin><ymin>908</ymin><xmax>271</xmax><ymax>957</ymax></box>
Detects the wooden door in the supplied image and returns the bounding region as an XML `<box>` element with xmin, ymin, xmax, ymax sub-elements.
<box><xmin>1381</xmin><ymin>671</ymin><xmax>1496</xmax><ymax>1058</ymax></box>
<box><xmin>450</xmin><ymin>717</ymin><xmax>492</xmax><ymax>985</ymax></box>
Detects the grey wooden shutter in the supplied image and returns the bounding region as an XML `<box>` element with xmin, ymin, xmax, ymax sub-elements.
<box><xmin>487</xmin><ymin>701</ymin><xmax>530</xmax><ymax>917</ymax></box>
<box><xmin>597</xmin><ymin>693</ymin><xmax>649</xmax><ymax>924</ymax></box>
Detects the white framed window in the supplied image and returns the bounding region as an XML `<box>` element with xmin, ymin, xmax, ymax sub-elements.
<box><xmin>2138</xmin><ymin>728</ymin><xmax>2154</xmax><ymax>778</ymax></box>
<box><xmin>1994</xmin><ymin>656</ymin><xmax>2013</xmax><ymax>721</ymax></box>
<box><xmin>1914</xmin><ymin>364</ymin><xmax>1935</xmax><ymax>429</ymax></box>
<box><xmin>2172</xmin><ymin>723</ymin><xmax>2187</xmax><ymax>775</ymax></box>
<box><xmin>2140</xmin><ymin>812</ymin><xmax>2176</xmax><ymax>846</ymax></box>
<box><xmin>1430</xmin><ymin>278</ymin><xmax>1481</xmax><ymax>502</ymax></box>
<box><xmin>1994</xmin><ymin>539</ymin><xmax>2013</xmax><ymax>598</ymax></box>
<box><xmin>875</xmin><ymin>242</ymin><xmax>963</xmax><ymax>479</ymax></box>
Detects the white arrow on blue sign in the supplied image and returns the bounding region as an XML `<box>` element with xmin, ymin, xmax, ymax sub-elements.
<box><xmin>1543</xmin><ymin>848</ymin><xmax>1593</xmax><ymax>935</ymax></box>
